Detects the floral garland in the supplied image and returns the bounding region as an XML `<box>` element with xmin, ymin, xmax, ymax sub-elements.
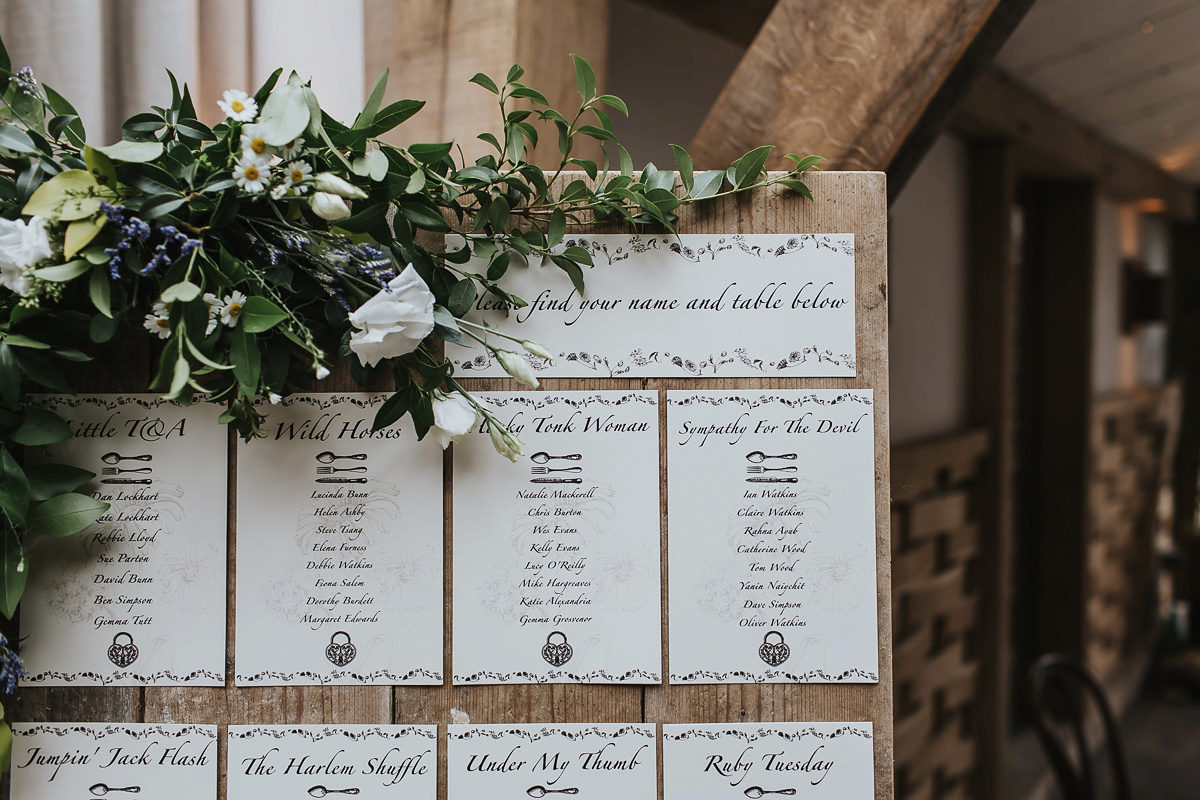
<box><xmin>0</xmin><ymin>38</ymin><xmax>819</xmax><ymax>706</ymax></box>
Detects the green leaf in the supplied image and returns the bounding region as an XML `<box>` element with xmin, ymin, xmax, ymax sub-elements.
<box><xmin>174</xmin><ymin>118</ymin><xmax>215</xmax><ymax>141</ymax></box>
<box><xmin>784</xmin><ymin>153</ymin><xmax>824</xmax><ymax>172</ymax></box>
<box><xmin>231</xmin><ymin>326</ymin><xmax>260</xmax><ymax>397</ymax></box>
<box><xmin>89</xmin><ymin>312</ymin><xmax>119</xmax><ymax>343</ymax></box>
<box><xmin>354</xmin><ymin>68</ymin><xmax>389</xmax><ymax>130</ymax></box>
<box><xmin>0</xmin><ymin>533</ymin><xmax>26</xmax><ymax>619</ymax></box>
<box><xmin>93</xmin><ymin>139</ymin><xmax>163</xmax><ymax>163</ymax></box>
<box><xmin>84</xmin><ymin>145</ymin><xmax>118</xmax><ymax>188</ymax></box>
<box><xmin>44</xmin><ymin>84</ymin><xmax>86</xmax><ymax>146</ymax></box>
<box><xmin>164</xmin><ymin>350</ymin><xmax>190</xmax><ymax>400</ymax></box>
<box><xmin>469</xmin><ymin>73</ymin><xmax>500</xmax><ymax>94</ymax></box>
<box><xmin>256</xmin><ymin>81</ymin><xmax>311</xmax><ymax>146</ymax></box>
<box><xmin>734</xmin><ymin>144</ymin><xmax>774</xmax><ymax>189</ymax></box>
<box><xmin>239</xmin><ymin>296</ymin><xmax>288</xmax><ymax>333</ymax></box>
<box><xmin>89</xmin><ymin>267</ymin><xmax>113</xmax><ymax>318</ymax></box>
<box><xmin>13</xmin><ymin>350</ymin><xmax>72</xmax><ymax>392</ymax></box>
<box><xmin>27</xmin><ymin>493</ymin><xmax>109</xmax><ymax>538</ymax></box>
<box><xmin>400</xmin><ymin>199</ymin><xmax>449</xmax><ymax>231</ymax></box>
<box><xmin>408</xmin><ymin>141</ymin><xmax>453</xmax><ymax>164</ymax></box>
<box><xmin>690</xmin><ymin>169</ymin><xmax>725</xmax><ymax>199</ymax></box>
<box><xmin>0</xmin><ymin>123</ymin><xmax>36</xmax><ymax>154</ymax></box>
<box><xmin>372</xmin><ymin>391</ymin><xmax>410</xmax><ymax>431</ymax></box>
<box><xmin>161</xmin><ymin>281</ymin><xmax>202</xmax><ymax>304</ymax></box>
<box><xmin>618</xmin><ymin>144</ymin><xmax>633</xmax><ymax>178</ymax></box>
<box><xmin>551</xmin><ymin>255</ymin><xmax>586</xmax><ymax>296</ymax></box>
<box><xmin>64</xmin><ymin>216</ymin><xmax>106</xmax><ymax>260</ymax></box>
<box><xmin>0</xmin><ymin>345</ymin><xmax>19</xmax><ymax>408</ymax></box>
<box><xmin>21</xmin><ymin>169</ymin><xmax>104</xmax><ymax>221</ymax></box>
<box><xmin>777</xmin><ymin>178</ymin><xmax>814</xmax><ymax>199</ymax></box>
<box><xmin>0</xmin><ymin>448</ymin><xmax>29</xmax><ymax>525</ymax></box>
<box><xmin>10</xmin><ymin>408</ymin><xmax>73</xmax><ymax>446</ymax></box>
<box><xmin>486</xmin><ymin>251</ymin><xmax>512</xmax><ymax>281</ymax></box>
<box><xmin>570</xmin><ymin>54</ymin><xmax>596</xmax><ymax>101</ymax></box>
<box><xmin>0</xmin><ymin>720</ymin><xmax>11</xmax><ymax>773</ymax></box>
<box><xmin>2</xmin><ymin>334</ymin><xmax>49</xmax><ymax>349</ymax></box>
<box><xmin>26</xmin><ymin>463</ymin><xmax>94</xmax><ymax>502</ymax></box>
<box><xmin>448</xmin><ymin>279</ymin><xmax>477</xmax><ymax>317</ymax></box>
<box><xmin>548</xmin><ymin>208</ymin><xmax>566</xmax><ymax>248</ymax></box>
<box><xmin>0</xmin><ymin>35</ymin><xmax>10</xmax><ymax>94</ymax></box>
<box><xmin>671</xmin><ymin>144</ymin><xmax>694</xmax><ymax>193</ymax></box>
<box><xmin>367</xmin><ymin>99</ymin><xmax>425</xmax><ymax>136</ymax></box>
<box><xmin>596</xmin><ymin>94</ymin><xmax>628</xmax><ymax>115</ymax></box>
<box><xmin>32</xmin><ymin>259</ymin><xmax>90</xmax><ymax>282</ymax></box>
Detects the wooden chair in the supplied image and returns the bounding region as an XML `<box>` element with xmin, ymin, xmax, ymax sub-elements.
<box><xmin>1027</xmin><ymin>654</ymin><xmax>1132</xmax><ymax>800</ymax></box>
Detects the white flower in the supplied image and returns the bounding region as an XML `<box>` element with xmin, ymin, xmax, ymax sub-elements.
<box><xmin>310</xmin><ymin>191</ymin><xmax>350</xmax><ymax>221</ymax></box>
<box><xmin>143</xmin><ymin>312</ymin><xmax>171</xmax><ymax>339</ymax></box>
<box><xmin>430</xmin><ymin>390</ymin><xmax>479</xmax><ymax>449</ymax></box>
<box><xmin>496</xmin><ymin>350</ymin><xmax>539</xmax><ymax>388</ymax></box>
<box><xmin>220</xmin><ymin>290</ymin><xmax>247</xmax><ymax>327</ymax></box>
<box><xmin>0</xmin><ymin>216</ymin><xmax>53</xmax><ymax>296</ymax></box>
<box><xmin>233</xmin><ymin>157</ymin><xmax>270</xmax><ymax>193</ymax></box>
<box><xmin>268</xmin><ymin>392</ymin><xmax>283</xmax><ymax>404</ymax></box>
<box><xmin>487</xmin><ymin>421</ymin><xmax>524</xmax><ymax>462</ymax></box>
<box><xmin>239</xmin><ymin>123</ymin><xmax>272</xmax><ymax>160</ymax></box>
<box><xmin>202</xmin><ymin>292</ymin><xmax>221</xmax><ymax>334</ymax></box>
<box><xmin>280</xmin><ymin>136</ymin><xmax>304</xmax><ymax>159</ymax></box>
<box><xmin>270</xmin><ymin>185</ymin><xmax>288</xmax><ymax>200</ymax></box>
<box><xmin>281</xmin><ymin>160</ymin><xmax>312</xmax><ymax>193</ymax></box>
<box><xmin>522</xmin><ymin>340</ymin><xmax>553</xmax><ymax>360</ymax></box>
<box><xmin>347</xmin><ymin>265</ymin><xmax>435</xmax><ymax>366</ymax></box>
<box><xmin>313</xmin><ymin>172</ymin><xmax>368</xmax><ymax>199</ymax></box>
<box><xmin>151</xmin><ymin>299</ymin><xmax>171</xmax><ymax>317</ymax></box>
<box><xmin>315</xmin><ymin>365</ymin><xmax>331</xmax><ymax>380</ymax></box>
<box><xmin>218</xmin><ymin>89</ymin><xmax>257</xmax><ymax>122</ymax></box>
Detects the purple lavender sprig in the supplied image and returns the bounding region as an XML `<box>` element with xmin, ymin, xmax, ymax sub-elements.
<box><xmin>0</xmin><ymin>632</ymin><xmax>26</xmax><ymax>694</ymax></box>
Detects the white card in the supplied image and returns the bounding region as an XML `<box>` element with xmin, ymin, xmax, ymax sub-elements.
<box><xmin>662</xmin><ymin>722</ymin><xmax>874</xmax><ymax>799</ymax></box>
<box><xmin>448</xmin><ymin>724</ymin><xmax>656</xmax><ymax>800</ymax></box>
<box><xmin>447</xmin><ymin>233</ymin><xmax>856</xmax><ymax>378</ymax></box>
<box><xmin>227</xmin><ymin>725</ymin><xmax>437</xmax><ymax>799</ymax></box>
<box><xmin>453</xmin><ymin>391</ymin><xmax>661</xmax><ymax>684</ymax></box>
<box><xmin>11</xmin><ymin>723</ymin><xmax>217</xmax><ymax>800</ymax></box>
<box><xmin>20</xmin><ymin>396</ymin><xmax>227</xmax><ymax>686</ymax></box>
<box><xmin>235</xmin><ymin>394</ymin><xmax>443</xmax><ymax>685</ymax></box>
<box><xmin>667</xmin><ymin>391</ymin><xmax>878</xmax><ymax>683</ymax></box>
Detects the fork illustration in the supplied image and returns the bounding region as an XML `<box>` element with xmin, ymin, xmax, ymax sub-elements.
<box><xmin>101</xmin><ymin>467</ymin><xmax>153</xmax><ymax>475</ymax></box>
<box><xmin>530</xmin><ymin>466</ymin><xmax>582</xmax><ymax>474</ymax></box>
<box><xmin>316</xmin><ymin>466</ymin><xmax>368</xmax><ymax>474</ymax></box>
<box><xmin>746</xmin><ymin>465</ymin><xmax>798</xmax><ymax>473</ymax></box>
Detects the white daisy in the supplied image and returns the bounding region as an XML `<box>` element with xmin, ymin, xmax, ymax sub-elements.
<box><xmin>233</xmin><ymin>158</ymin><xmax>270</xmax><ymax>193</ymax></box>
<box><xmin>202</xmin><ymin>292</ymin><xmax>221</xmax><ymax>334</ymax></box>
<box><xmin>218</xmin><ymin>89</ymin><xmax>257</xmax><ymax>122</ymax></box>
<box><xmin>143</xmin><ymin>312</ymin><xmax>171</xmax><ymax>339</ymax></box>
<box><xmin>220</xmin><ymin>290</ymin><xmax>247</xmax><ymax>327</ymax></box>
<box><xmin>239</xmin><ymin>123</ymin><xmax>272</xmax><ymax>160</ymax></box>
<box><xmin>280</xmin><ymin>136</ymin><xmax>305</xmax><ymax>159</ymax></box>
<box><xmin>270</xmin><ymin>184</ymin><xmax>289</xmax><ymax>200</ymax></box>
<box><xmin>281</xmin><ymin>160</ymin><xmax>312</xmax><ymax>194</ymax></box>
<box><xmin>151</xmin><ymin>299</ymin><xmax>171</xmax><ymax>317</ymax></box>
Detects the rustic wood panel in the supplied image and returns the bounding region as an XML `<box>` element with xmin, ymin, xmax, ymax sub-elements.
<box><xmin>890</xmin><ymin>429</ymin><xmax>989</xmax><ymax>800</ymax></box>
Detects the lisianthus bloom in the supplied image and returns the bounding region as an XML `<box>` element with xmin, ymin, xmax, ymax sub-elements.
<box><xmin>240</xmin><ymin>124</ymin><xmax>271</xmax><ymax>160</ymax></box>
<box><xmin>496</xmin><ymin>349</ymin><xmax>539</xmax><ymax>388</ymax></box>
<box><xmin>218</xmin><ymin>89</ymin><xmax>257</xmax><ymax>122</ymax></box>
<box><xmin>523</xmin><ymin>340</ymin><xmax>553</xmax><ymax>360</ymax></box>
<box><xmin>487</xmin><ymin>420</ymin><xmax>524</xmax><ymax>462</ymax></box>
<box><xmin>313</xmin><ymin>172</ymin><xmax>368</xmax><ymax>199</ymax></box>
<box><xmin>0</xmin><ymin>215</ymin><xmax>52</xmax><ymax>296</ymax></box>
<box><xmin>220</xmin><ymin>290</ymin><xmax>247</xmax><ymax>327</ymax></box>
<box><xmin>143</xmin><ymin>312</ymin><xmax>171</xmax><ymax>339</ymax></box>
<box><xmin>430</xmin><ymin>390</ymin><xmax>479</xmax><ymax>449</ymax></box>
<box><xmin>282</xmin><ymin>160</ymin><xmax>313</xmax><ymax>193</ymax></box>
<box><xmin>233</xmin><ymin>157</ymin><xmax>270</xmax><ymax>193</ymax></box>
<box><xmin>346</xmin><ymin>265</ymin><xmax>435</xmax><ymax>366</ymax></box>
<box><xmin>310</xmin><ymin>191</ymin><xmax>351</xmax><ymax>221</ymax></box>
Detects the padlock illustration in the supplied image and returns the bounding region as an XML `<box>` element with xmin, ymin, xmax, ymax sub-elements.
<box><xmin>325</xmin><ymin>631</ymin><xmax>357</xmax><ymax>667</ymax></box>
<box><xmin>758</xmin><ymin>630</ymin><xmax>790</xmax><ymax>667</ymax></box>
<box><xmin>541</xmin><ymin>631</ymin><xmax>573</xmax><ymax>667</ymax></box>
<box><xmin>107</xmin><ymin>632</ymin><xmax>139</xmax><ymax>668</ymax></box>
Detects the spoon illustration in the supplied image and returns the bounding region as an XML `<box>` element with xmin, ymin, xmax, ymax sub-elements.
<box><xmin>526</xmin><ymin>787</ymin><xmax>579</xmax><ymax>797</ymax></box>
<box><xmin>89</xmin><ymin>785</ymin><xmax>141</xmax><ymax>796</ymax></box>
<box><xmin>743</xmin><ymin>788</ymin><xmax>796</xmax><ymax>798</ymax></box>
<box><xmin>315</xmin><ymin>451</ymin><xmax>368</xmax><ymax>463</ymax></box>
<box><xmin>100</xmin><ymin>452</ymin><xmax>152</xmax><ymax>464</ymax></box>
<box><xmin>529</xmin><ymin>452</ymin><xmax>583</xmax><ymax>464</ymax></box>
<box><xmin>745</xmin><ymin>451</ymin><xmax>798</xmax><ymax>463</ymax></box>
<box><xmin>308</xmin><ymin>787</ymin><xmax>360</xmax><ymax>797</ymax></box>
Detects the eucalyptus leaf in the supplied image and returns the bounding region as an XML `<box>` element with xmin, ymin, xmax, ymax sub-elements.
<box><xmin>256</xmin><ymin>82</ymin><xmax>310</xmax><ymax>146</ymax></box>
<box><xmin>25</xmin><ymin>463</ymin><xmax>94</xmax><ymax>502</ymax></box>
<box><xmin>0</xmin><ymin>533</ymin><xmax>26</xmax><ymax>620</ymax></box>
<box><xmin>10</xmin><ymin>408</ymin><xmax>73</xmax><ymax>446</ymax></box>
<box><xmin>93</xmin><ymin>140</ymin><xmax>163</xmax><ymax>163</ymax></box>
<box><xmin>26</xmin><ymin>492</ymin><xmax>109</xmax><ymax>538</ymax></box>
<box><xmin>32</xmin><ymin>259</ymin><xmax>89</xmax><ymax>282</ymax></box>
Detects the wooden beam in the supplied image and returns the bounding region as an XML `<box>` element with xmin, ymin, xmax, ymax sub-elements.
<box><xmin>625</xmin><ymin>0</ymin><xmax>776</xmax><ymax>46</ymax></box>
<box><xmin>953</xmin><ymin>68</ymin><xmax>1195</xmax><ymax>220</ymax></box>
<box><xmin>363</xmin><ymin>0</ymin><xmax>609</xmax><ymax>168</ymax></box>
<box><xmin>687</xmin><ymin>0</ymin><xmax>1032</xmax><ymax>185</ymax></box>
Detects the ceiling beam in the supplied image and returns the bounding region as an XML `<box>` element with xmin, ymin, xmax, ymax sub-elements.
<box><xmin>624</xmin><ymin>0</ymin><xmax>777</xmax><ymax>46</ymax></box>
<box><xmin>952</xmin><ymin>68</ymin><xmax>1195</xmax><ymax>219</ymax></box>
<box><xmin>688</xmin><ymin>0</ymin><xmax>1034</xmax><ymax>200</ymax></box>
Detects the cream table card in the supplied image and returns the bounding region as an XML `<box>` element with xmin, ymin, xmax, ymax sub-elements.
<box><xmin>227</xmin><ymin>725</ymin><xmax>436</xmax><ymax>799</ymax></box>
<box><xmin>447</xmin><ymin>233</ymin><xmax>856</xmax><ymax>378</ymax></box>
<box><xmin>11</xmin><ymin>723</ymin><xmax>217</xmax><ymax>800</ymax></box>
<box><xmin>667</xmin><ymin>390</ymin><xmax>878</xmax><ymax>683</ymax></box>
<box><xmin>662</xmin><ymin>722</ymin><xmax>874</xmax><ymax>799</ymax></box>
<box><xmin>447</xmin><ymin>724</ymin><xmax>656</xmax><ymax>800</ymax></box>
<box><xmin>20</xmin><ymin>396</ymin><xmax>227</xmax><ymax>686</ymax></box>
<box><xmin>453</xmin><ymin>391</ymin><xmax>661</xmax><ymax>684</ymax></box>
<box><xmin>235</xmin><ymin>394</ymin><xmax>443</xmax><ymax>685</ymax></box>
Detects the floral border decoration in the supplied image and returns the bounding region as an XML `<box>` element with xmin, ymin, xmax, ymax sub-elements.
<box><xmin>252</xmin><ymin>393</ymin><xmax>389</xmax><ymax>411</ymax></box>
<box><xmin>664</xmin><ymin>725</ymin><xmax>872</xmax><ymax>742</ymax></box>
<box><xmin>235</xmin><ymin>667</ymin><xmax>442</xmax><ymax>686</ymax></box>
<box><xmin>22</xmin><ymin>668</ymin><xmax>223</xmax><ymax>686</ymax></box>
<box><xmin>13</xmin><ymin>724</ymin><xmax>216</xmax><ymax>739</ymax></box>
<box><xmin>667</xmin><ymin>392</ymin><xmax>873</xmax><ymax>410</ymax></box>
<box><xmin>562</xmin><ymin>233</ymin><xmax>855</xmax><ymax>266</ymax></box>
<box><xmin>454</xmin><ymin>668</ymin><xmax>661</xmax><ymax>685</ymax></box>
<box><xmin>457</xmin><ymin>346</ymin><xmax>856</xmax><ymax>378</ymax></box>
<box><xmin>231</xmin><ymin>726</ymin><xmax>437</xmax><ymax>741</ymax></box>
<box><xmin>480</xmin><ymin>392</ymin><xmax>656</xmax><ymax>410</ymax></box>
<box><xmin>669</xmin><ymin>667</ymin><xmax>879</xmax><ymax>684</ymax></box>
<box><xmin>449</xmin><ymin>725</ymin><xmax>654</xmax><ymax>742</ymax></box>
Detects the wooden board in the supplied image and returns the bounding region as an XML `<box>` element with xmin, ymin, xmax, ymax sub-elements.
<box><xmin>10</xmin><ymin>171</ymin><xmax>893</xmax><ymax>800</ymax></box>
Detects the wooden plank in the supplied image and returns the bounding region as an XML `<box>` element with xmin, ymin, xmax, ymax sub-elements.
<box><xmin>890</xmin><ymin>429</ymin><xmax>989</xmax><ymax>503</ymax></box>
<box><xmin>625</xmin><ymin>0</ymin><xmax>776</xmax><ymax>47</ymax></box>
<box><xmin>687</xmin><ymin>0</ymin><xmax>1023</xmax><ymax>182</ymax></box>
<box><xmin>362</xmin><ymin>0</ymin><xmax>609</xmax><ymax>167</ymax></box>
<box><xmin>953</xmin><ymin>68</ymin><xmax>1195</xmax><ymax>220</ymax></box>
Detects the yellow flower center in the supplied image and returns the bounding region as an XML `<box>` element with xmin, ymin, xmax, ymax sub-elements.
<box><xmin>243</xmin><ymin>166</ymin><xmax>260</xmax><ymax>181</ymax></box>
<box><xmin>251</xmin><ymin>138</ymin><xmax>267</xmax><ymax>154</ymax></box>
<box><xmin>228</xmin><ymin>303</ymin><xmax>243</xmax><ymax>317</ymax></box>
<box><xmin>156</xmin><ymin>318</ymin><xmax>170</xmax><ymax>329</ymax></box>
<box><xmin>286</xmin><ymin>139</ymin><xmax>299</xmax><ymax>150</ymax></box>
<box><xmin>290</xmin><ymin>168</ymin><xmax>304</xmax><ymax>182</ymax></box>
<box><xmin>231</xmin><ymin>100</ymin><xmax>245</xmax><ymax>113</ymax></box>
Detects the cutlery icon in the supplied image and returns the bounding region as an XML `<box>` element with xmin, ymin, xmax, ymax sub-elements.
<box><xmin>746</xmin><ymin>451</ymin><xmax>798</xmax><ymax>463</ymax></box>
<box><xmin>308</xmin><ymin>787</ymin><xmax>360</xmax><ymax>797</ymax></box>
<box><xmin>531</xmin><ymin>466</ymin><xmax>582</xmax><ymax>474</ymax></box>
<box><xmin>100</xmin><ymin>478</ymin><xmax>153</xmax><ymax>485</ymax></box>
<box><xmin>316</xmin><ymin>466</ymin><xmax>367</xmax><ymax>474</ymax></box>
<box><xmin>746</xmin><ymin>465</ymin><xmax>797</xmax><ymax>473</ymax></box>
<box><xmin>101</xmin><ymin>467</ymin><xmax>153</xmax><ymax>475</ymax></box>
<box><xmin>89</xmin><ymin>785</ymin><xmax>141</xmax><ymax>796</ymax></box>
<box><xmin>530</xmin><ymin>478</ymin><xmax>583</xmax><ymax>484</ymax></box>
<box><xmin>315</xmin><ymin>451</ymin><xmax>368</xmax><ymax>463</ymax></box>
<box><xmin>100</xmin><ymin>452</ymin><xmax>152</xmax><ymax>465</ymax></box>
<box><xmin>530</xmin><ymin>452</ymin><xmax>583</xmax><ymax>464</ymax></box>
<box><xmin>746</xmin><ymin>477</ymin><xmax>799</xmax><ymax>483</ymax></box>
<box><xmin>527</xmin><ymin>787</ymin><xmax>579</xmax><ymax>797</ymax></box>
<box><xmin>314</xmin><ymin>477</ymin><xmax>368</xmax><ymax>484</ymax></box>
<box><xmin>744</xmin><ymin>788</ymin><xmax>796</xmax><ymax>798</ymax></box>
